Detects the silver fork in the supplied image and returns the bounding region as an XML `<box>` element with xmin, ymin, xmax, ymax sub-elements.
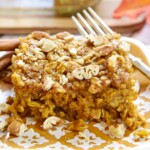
<box><xmin>72</xmin><ymin>7</ymin><xmax>150</xmax><ymax>79</ymax></box>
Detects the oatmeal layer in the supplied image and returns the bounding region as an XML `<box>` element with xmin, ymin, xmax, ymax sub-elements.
<box><xmin>9</xmin><ymin>31</ymin><xmax>145</xmax><ymax>131</ymax></box>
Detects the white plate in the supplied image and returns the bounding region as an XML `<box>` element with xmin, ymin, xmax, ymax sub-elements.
<box><xmin>0</xmin><ymin>38</ymin><xmax>150</xmax><ymax>150</ymax></box>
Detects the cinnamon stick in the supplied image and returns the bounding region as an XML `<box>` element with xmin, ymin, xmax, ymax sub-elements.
<box><xmin>0</xmin><ymin>51</ymin><xmax>14</xmax><ymax>60</ymax></box>
<box><xmin>0</xmin><ymin>55</ymin><xmax>12</xmax><ymax>72</ymax></box>
<box><xmin>0</xmin><ymin>39</ymin><xmax>20</xmax><ymax>51</ymax></box>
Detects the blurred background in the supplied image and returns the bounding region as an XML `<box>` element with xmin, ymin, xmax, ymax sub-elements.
<box><xmin>0</xmin><ymin>0</ymin><xmax>149</xmax><ymax>44</ymax></box>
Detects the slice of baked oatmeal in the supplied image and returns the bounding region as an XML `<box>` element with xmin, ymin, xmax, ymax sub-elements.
<box><xmin>8</xmin><ymin>31</ymin><xmax>145</xmax><ymax>136</ymax></box>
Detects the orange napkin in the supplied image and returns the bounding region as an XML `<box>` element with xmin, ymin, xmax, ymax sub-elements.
<box><xmin>113</xmin><ymin>0</ymin><xmax>150</xmax><ymax>24</ymax></box>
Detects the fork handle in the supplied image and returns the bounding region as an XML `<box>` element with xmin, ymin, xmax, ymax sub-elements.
<box><xmin>129</xmin><ymin>54</ymin><xmax>150</xmax><ymax>79</ymax></box>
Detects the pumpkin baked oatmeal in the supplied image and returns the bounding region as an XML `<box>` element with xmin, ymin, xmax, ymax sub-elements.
<box><xmin>7</xmin><ymin>31</ymin><xmax>146</xmax><ymax>137</ymax></box>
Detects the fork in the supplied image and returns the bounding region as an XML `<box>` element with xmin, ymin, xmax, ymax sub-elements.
<box><xmin>72</xmin><ymin>7</ymin><xmax>150</xmax><ymax>79</ymax></box>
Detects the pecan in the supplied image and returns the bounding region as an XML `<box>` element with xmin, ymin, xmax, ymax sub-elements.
<box><xmin>118</xmin><ymin>41</ymin><xmax>130</xmax><ymax>52</ymax></box>
<box><xmin>69</xmin><ymin>48</ymin><xmax>77</xmax><ymax>55</ymax></box>
<box><xmin>39</xmin><ymin>38</ymin><xmax>56</xmax><ymax>53</ymax></box>
<box><xmin>108</xmin><ymin>123</ymin><xmax>126</xmax><ymax>138</ymax></box>
<box><xmin>94</xmin><ymin>45</ymin><xmax>114</xmax><ymax>57</ymax></box>
<box><xmin>72</xmin><ymin>65</ymin><xmax>100</xmax><ymax>80</ymax></box>
<box><xmin>56</xmin><ymin>32</ymin><xmax>73</xmax><ymax>40</ymax></box>
<box><xmin>32</xmin><ymin>31</ymin><xmax>50</xmax><ymax>40</ymax></box>
<box><xmin>60</xmin><ymin>75</ymin><xmax>68</xmax><ymax>85</ymax></box>
<box><xmin>7</xmin><ymin>120</ymin><xmax>27</xmax><ymax>136</ymax></box>
<box><xmin>42</xmin><ymin>75</ymin><xmax>54</xmax><ymax>91</ymax></box>
<box><xmin>43</xmin><ymin>116</ymin><xmax>64</xmax><ymax>130</ymax></box>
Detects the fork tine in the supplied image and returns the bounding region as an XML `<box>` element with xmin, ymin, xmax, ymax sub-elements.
<box><xmin>88</xmin><ymin>7</ymin><xmax>113</xmax><ymax>34</ymax></box>
<box><xmin>72</xmin><ymin>16</ymin><xmax>89</xmax><ymax>37</ymax></box>
<box><xmin>83</xmin><ymin>10</ymin><xmax>105</xmax><ymax>36</ymax></box>
<box><xmin>77</xmin><ymin>13</ymin><xmax>96</xmax><ymax>35</ymax></box>
<box><xmin>72</xmin><ymin>8</ymin><xmax>150</xmax><ymax>79</ymax></box>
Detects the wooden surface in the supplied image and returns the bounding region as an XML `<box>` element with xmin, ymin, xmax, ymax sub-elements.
<box><xmin>0</xmin><ymin>0</ymin><xmax>146</xmax><ymax>34</ymax></box>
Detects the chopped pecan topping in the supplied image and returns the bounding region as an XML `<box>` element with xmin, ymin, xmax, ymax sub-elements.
<box><xmin>42</xmin><ymin>75</ymin><xmax>54</xmax><ymax>91</ymax></box>
<box><xmin>7</xmin><ymin>120</ymin><xmax>27</xmax><ymax>136</ymax></box>
<box><xmin>32</xmin><ymin>31</ymin><xmax>50</xmax><ymax>40</ymax></box>
<box><xmin>43</xmin><ymin>116</ymin><xmax>64</xmax><ymax>130</ymax></box>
